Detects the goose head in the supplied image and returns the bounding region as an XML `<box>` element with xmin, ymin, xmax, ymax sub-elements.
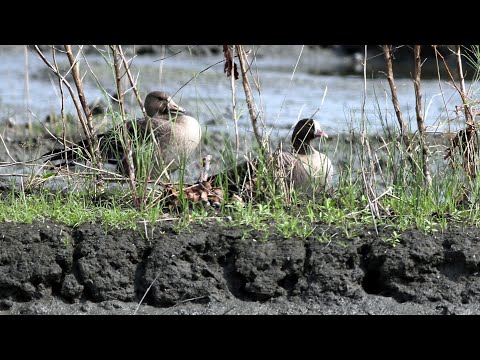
<box><xmin>291</xmin><ymin>118</ymin><xmax>328</xmax><ymax>152</ymax></box>
<box><xmin>145</xmin><ymin>91</ymin><xmax>186</xmax><ymax>117</ymax></box>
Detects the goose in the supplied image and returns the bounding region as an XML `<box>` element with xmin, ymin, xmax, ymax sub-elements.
<box><xmin>210</xmin><ymin>118</ymin><xmax>333</xmax><ymax>199</ymax></box>
<box><xmin>289</xmin><ymin>118</ymin><xmax>333</xmax><ymax>190</ymax></box>
<box><xmin>43</xmin><ymin>91</ymin><xmax>202</xmax><ymax>178</ymax></box>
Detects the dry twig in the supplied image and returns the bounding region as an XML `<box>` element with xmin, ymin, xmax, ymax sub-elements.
<box><xmin>413</xmin><ymin>45</ymin><xmax>432</xmax><ymax>186</ymax></box>
<box><xmin>382</xmin><ymin>45</ymin><xmax>412</xmax><ymax>152</ymax></box>
<box><xmin>235</xmin><ymin>45</ymin><xmax>264</xmax><ymax>150</ymax></box>
<box><xmin>435</xmin><ymin>45</ymin><xmax>478</xmax><ymax>177</ymax></box>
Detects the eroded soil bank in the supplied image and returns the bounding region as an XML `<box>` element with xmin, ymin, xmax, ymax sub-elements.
<box><xmin>1</xmin><ymin>220</ymin><xmax>480</xmax><ymax>315</ymax></box>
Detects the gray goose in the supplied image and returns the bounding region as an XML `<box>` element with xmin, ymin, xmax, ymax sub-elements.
<box><xmin>210</xmin><ymin>118</ymin><xmax>333</xmax><ymax>198</ymax></box>
<box><xmin>44</xmin><ymin>91</ymin><xmax>202</xmax><ymax>178</ymax></box>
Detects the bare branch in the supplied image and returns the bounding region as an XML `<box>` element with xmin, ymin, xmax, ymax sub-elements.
<box><xmin>382</xmin><ymin>45</ymin><xmax>412</xmax><ymax>151</ymax></box>
<box><xmin>111</xmin><ymin>45</ymin><xmax>140</xmax><ymax>208</ymax></box>
<box><xmin>33</xmin><ymin>46</ymin><xmax>89</xmax><ymax>141</ymax></box>
<box><xmin>432</xmin><ymin>45</ymin><xmax>474</xmax><ymax>123</ymax></box>
<box><xmin>51</xmin><ymin>46</ymin><xmax>69</xmax><ymax>172</ymax></box>
<box><xmin>235</xmin><ymin>45</ymin><xmax>264</xmax><ymax>149</ymax></box>
<box><xmin>117</xmin><ymin>45</ymin><xmax>147</xmax><ymax>118</ymax></box>
<box><xmin>24</xmin><ymin>46</ymin><xmax>32</xmax><ymax>132</ymax></box>
<box><xmin>413</xmin><ymin>45</ymin><xmax>432</xmax><ymax>186</ymax></box>
<box><xmin>360</xmin><ymin>45</ymin><xmax>380</xmax><ymax>223</ymax></box>
<box><xmin>224</xmin><ymin>45</ymin><xmax>240</xmax><ymax>160</ymax></box>
<box><xmin>63</xmin><ymin>45</ymin><xmax>103</xmax><ymax>178</ymax></box>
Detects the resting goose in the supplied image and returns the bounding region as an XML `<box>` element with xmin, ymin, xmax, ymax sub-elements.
<box><xmin>210</xmin><ymin>118</ymin><xmax>333</xmax><ymax>199</ymax></box>
<box><xmin>290</xmin><ymin>118</ymin><xmax>333</xmax><ymax>190</ymax></box>
<box><xmin>43</xmin><ymin>91</ymin><xmax>202</xmax><ymax>178</ymax></box>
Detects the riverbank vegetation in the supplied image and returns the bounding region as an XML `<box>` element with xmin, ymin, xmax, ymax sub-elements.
<box><xmin>1</xmin><ymin>45</ymin><xmax>479</xmax><ymax>242</ymax></box>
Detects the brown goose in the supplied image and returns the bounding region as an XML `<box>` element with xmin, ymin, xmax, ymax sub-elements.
<box><xmin>44</xmin><ymin>91</ymin><xmax>202</xmax><ymax>178</ymax></box>
<box><xmin>210</xmin><ymin>118</ymin><xmax>333</xmax><ymax>199</ymax></box>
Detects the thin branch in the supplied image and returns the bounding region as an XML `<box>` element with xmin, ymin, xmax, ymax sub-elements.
<box><xmin>272</xmin><ymin>45</ymin><xmax>305</xmax><ymax>127</ymax></box>
<box><xmin>117</xmin><ymin>45</ymin><xmax>157</xmax><ymax>194</ymax></box>
<box><xmin>432</xmin><ymin>45</ymin><xmax>474</xmax><ymax>123</ymax></box>
<box><xmin>117</xmin><ymin>45</ymin><xmax>147</xmax><ymax>118</ymax></box>
<box><xmin>51</xmin><ymin>46</ymin><xmax>69</xmax><ymax>172</ymax></box>
<box><xmin>235</xmin><ymin>45</ymin><xmax>264</xmax><ymax>149</ymax></box>
<box><xmin>228</xmin><ymin>46</ymin><xmax>240</xmax><ymax>160</ymax></box>
<box><xmin>24</xmin><ymin>45</ymin><xmax>32</xmax><ymax>133</ymax></box>
<box><xmin>0</xmin><ymin>133</ymin><xmax>15</xmax><ymax>162</ymax></box>
<box><xmin>34</xmin><ymin>45</ymin><xmax>104</xmax><ymax>183</ymax></box>
<box><xmin>413</xmin><ymin>45</ymin><xmax>432</xmax><ymax>186</ymax></box>
<box><xmin>112</xmin><ymin>45</ymin><xmax>140</xmax><ymax>208</ymax></box>
<box><xmin>382</xmin><ymin>45</ymin><xmax>412</xmax><ymax>151</ymax></box>
<box><xmin>134</xmin><ymin>272</ymin><xmax>161</xmax><ymax>315</ymax></box>
<box><xmin>33</xmin><ymin>46</ymin><xmax>89</xmax><ymax>142</ymax></box>
<box><xmin>360</xmin><ymin>45</ymin><xmax>380</xmax><ymax>224</ymax></box>
<box><xmin>153</xmin><ymin>45</ymin><xmax>200</xmax><ymax>62</ymax></box>
<box><xmin>457</xmin><ymin>46</ymin><xmax>467</xmax><ymax>92</ymax></box>
<box><xmin>437</xmin><ymin>45</ymin><xmax>477</xmax><ymax>177</ymax></box>
<box><xmin>64</xmin><ymin>46</ymin><xmax>95</xmax><ymax>136</ymax></box>
<box><xmin>64</xmin><ymin>45</ymin><xmax>104</xmax><ymax>184</ymax></box>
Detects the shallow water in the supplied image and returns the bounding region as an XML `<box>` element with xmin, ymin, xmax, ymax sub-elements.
<box><xmin>0</xmin><ymin>45</ymin><xmax>471</xmax><ymax>141</ymax></box>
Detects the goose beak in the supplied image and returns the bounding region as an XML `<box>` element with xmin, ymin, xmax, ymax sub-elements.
<box><xmin>315</xmin><ymin>129</ymin><xmax>328</xmax><ymax>138</ymax></box>
<box><xmin>313</xmin><ymin>120</ymin><xmax>328</xmax><ymax>138</ymax></box>
<box><xmin>167</xmin><ymin>97</ymin><xmax>186</xmax><ymax>113</ymax></box>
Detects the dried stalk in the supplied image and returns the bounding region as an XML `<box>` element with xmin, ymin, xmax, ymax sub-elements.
<box><xmin>360</xmin><ymin>45</ymin><xmax>380</xmax><ymax>222</ymax></box>
<box><xmin>456</xmin><ymin>45</ymin><xmax>478</xmax><ymax>177</ymax></box>
<box><xmin>34</xmin><ymin>45</ymin><xmax>104</xmax><ymax>188</ymax></box>
<box><xmin>63</xmin><ymin>45</ymin><xmax>102</xmax><ymax>171</ymax></box>
<box><xmin>228</xmin><ymin>46</ymin><xmax>240</xmax><ymax>160</ymax></box>
<box><xmin>51</xmin><ymin>46</ymin><xmax>68</xmax><ymax>172</ymax></box>
<box><xmin>111</xmin><ymin>45</ymin><xmax>139</xmax><ymax>208</ymax></box>
<box><xmin>33</xmin><ymin>46</ymin><xmax>89</xmax><ymax>142</ymax></box>
<box><xmin>0</xmin><ymin>132</ymin><xmax>15</xmax><ymax>162</ymax></box>
<box><xmin>413</xmin><ymin>45</ymin><xmax>432</xmax><ymax>186</ymax></box>
<box><xmin>117</xmin><ymin>45</ymin><xmax>147</xmax><ymax>118</ymax></box>
<box><xmin>116</xmin><ymin>44</ymin><xmax>163</xmax><ymax>192</ymax></box>
<box><xmin>24</xmin><ymin>45</ymin><xmax>32</xmax><ymax>132</ymax></box>
<box><xmin>382</xmin><ymin>45</ymin><xmax>412</xmax><ymax>151</ymax></box>
<box><xmin>435</xmin><ymin>45</ymin><xmax>477</xmax><ymax>176</ymax></box>
<box><xmin>64</xmin><ymin>45</ymin><xmax>105</xmax><ymax>192</ymax></box>
<box><xmin>433</xmin><ymin>45</ymin><xmax>474</xmax><ymax>123</ymax></box>
<box><xmin>456</xmin><ymin>45</ymin><xmax>471</xmax><ymax>122</ymax></box>
<box><xmin>235</xmin><ymin>45</ymin><xmax>264</xmax><ymax>150</ymax></box>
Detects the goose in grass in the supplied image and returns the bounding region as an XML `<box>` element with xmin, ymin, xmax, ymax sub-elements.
<box><xmin>43</xmin><ymin>91</ymin><xmax>202</xmax><ymax>179</ymax></box>
<box><xmin>209</xmin><ymin>118</ymin><xmax>334</xmax><ymax>199</ymax></box>
<box><xmin>288</xmin><ymin>118</ymin><xmax>333</xmax><ymax>190</ymax></box>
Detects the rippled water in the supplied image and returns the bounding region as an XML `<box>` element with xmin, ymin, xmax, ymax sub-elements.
<box><xmin>0</xmin><ymin>45</ymin><xmax>473</xmax><ymax>140</ymax></box>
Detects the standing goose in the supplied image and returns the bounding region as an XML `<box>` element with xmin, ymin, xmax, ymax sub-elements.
<box><xmin>43</xmin><ymin>91</ymin><xmax>202</xmax><ymax>178</ymax></box>
<box><xmin>210</xmin><ymin>118</ymin><xmax>333</xmax><ymax>199</ymax></box>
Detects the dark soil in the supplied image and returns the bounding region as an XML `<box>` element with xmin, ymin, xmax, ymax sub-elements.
<box><xmin>2</xmin><ymin>220</ymin><xmax>480</xmax><ymax>315</ymax></box>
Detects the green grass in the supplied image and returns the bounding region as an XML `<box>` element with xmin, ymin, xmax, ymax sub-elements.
<box><xmin>5</xmin><ymin>115</ymin><xmax>480</xmax><ymax>241</ymax></box>
<box><xmin>7</xmin><ymin>45</ymin><xmax>480</xmax><ymax>239</ymax></box>
<box><xmin>0</xmin><ymin>190</ymin><xmax>141</xmax><ymax>229</ymax></box>
<box><xmin>7</xmin><ymin>101</ymin><xmax>480</xmax><ymax>242</ymax></box>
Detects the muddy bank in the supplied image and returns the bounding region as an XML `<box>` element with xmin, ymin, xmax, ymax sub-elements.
<box><xmin>1</xmin><ymin>220</ymin><xmax>480</xmax><ymax>314</ymax></box>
